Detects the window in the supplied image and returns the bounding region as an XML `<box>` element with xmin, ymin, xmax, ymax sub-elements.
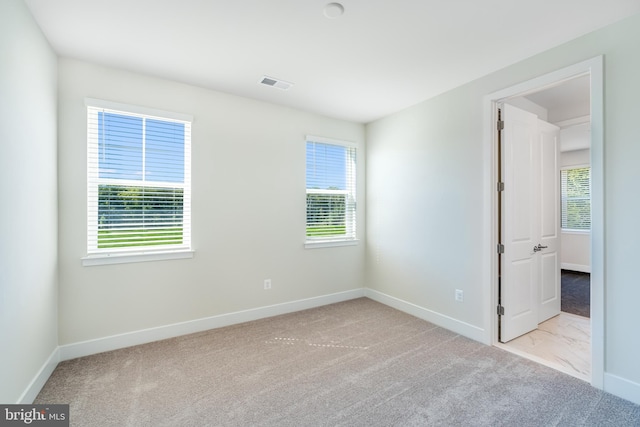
<box><xmin>85</xmin><ymin>99</ymin><xmax>192</xmax><ymax>263</ymax></box>
<box><xmin>305</xmin><ymin>136</ymin><xmax>357</xmax><ymax>246</ymax></box>
<box><xmin>561</xmin><ymin>166</ymin><xmax>591</xmax><ymax>231</ymax></box>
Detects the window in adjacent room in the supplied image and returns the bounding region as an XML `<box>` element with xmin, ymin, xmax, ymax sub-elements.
<box><xmin>561</xmin><ymin>166</ymin><xmax>591</xmax><ymax>231</ymax></box>
<box><xmin>85</xmin><ymin>99</ymin><xmax>192</xmax><ymax>263</ymax></box>
<box><xmin>305</xmin><ymin>136</ymin><xmax>357</xmax><ymax>247</ymax></box>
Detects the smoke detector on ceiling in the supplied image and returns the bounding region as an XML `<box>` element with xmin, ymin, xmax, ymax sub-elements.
<box><xmin>259</xmin><ymin>76</ymin><xmax>294</xmax><ymax>90</ymax></box>
<box><xmin>324</xmin><ymin>2</ymin><xmax>345</xmax><ymax>19</ymax></box>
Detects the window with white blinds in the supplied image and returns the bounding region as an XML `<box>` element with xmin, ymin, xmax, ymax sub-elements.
<box><xmin>86</xmin><ymin>99</ymin><xmax>192</xmax><ymax>256</ymax></box>
<box><xmin>561</xmin><ymin>166</ymin><xmax>591</xmax><ymax>231</ymax></box>
<box><xmin>306</xmin><ymin>137</ymin><xmax>356</xmax><ymax>243</ymax></box>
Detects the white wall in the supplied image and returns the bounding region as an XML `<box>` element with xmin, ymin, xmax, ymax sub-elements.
<box><xmin>366</xmin><ymin>12</ymin><xmax>640</xmax><ymax>402</ymax></box>
<box><xmin>560</xmin><ymin>122</ymin><xmax>591</xmax><ymax>152</ymax></box>
<box><xmin>0</xmin><ymin>1</ymin><xmax>58</xmax><ymax>403</ymax></box>
<box><xmin>561</xmin><ymin>148</ymin><xmax>591</xmax><ymax>272</ymax></box>
<box><xmin>504</xmin><ymin>97</ymin><xmax>548</xmax><ymax>121</ymax></box>
<box><xmin>57</xmin><ymin>59</ymin><xmax>365</xmax><ymax>346</ymax></box>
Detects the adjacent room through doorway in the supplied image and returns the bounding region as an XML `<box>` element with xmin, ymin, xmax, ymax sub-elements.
<box><xmin>488</xmin><ymin>59</ymin><xmax>600</xmax><ymax>384</ymax></box>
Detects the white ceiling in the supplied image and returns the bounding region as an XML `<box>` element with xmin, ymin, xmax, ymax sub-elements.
<box><xmin>525</xmin><ymin>75</ymin><xmax>591</xmax><ymax>123</ymax></box>
<box><xmin>24</xmin><ymin>0</ymin><xmax>640</xmax><ymax>123</ymax></box>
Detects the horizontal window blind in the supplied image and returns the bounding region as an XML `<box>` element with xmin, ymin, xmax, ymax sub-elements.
<box><xmin>87</xmin><ymin>103</ymin><xmax>191</xmax><ymax>254</ymax></box>
<box><xmin>306</xmin><ymin>138</ymin><xmax>356</xmax><ymax>241</ymax></box>
<box><xmin>561</xmin><ymin>167</ymin><xmax>591</xmax><ymax>230</ymax></box>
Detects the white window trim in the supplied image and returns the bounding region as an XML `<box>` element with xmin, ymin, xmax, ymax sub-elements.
<box><xmin>82</xmin><ymin>249</ymin><xmax>194</xmax><ymax>267</ymax></box>
<box><xmin>305</xmin><ymin>135</ymin><xmax>358</xmax><ymax>249</ymax></box>
<box><xmin>560</xmin><ymin>163</ymin><xmax>590</xmax><ymax>171</ymax></box>
<box><xmin>84</xmin><ymin>98</ymin><xmax>194</xmax><ymax>265</ymax></box>
<box><xmin>304</xmin><ymin>239</ymin><xmax>360</xmax><ymax>249</ymax></box>
<box><xmin>85</xmin><ymin>98</ymin><xmax>193</xmax><ymax>122</ymax></box>
<box><xmin>561</xmin><ymin>229</ymin><xmax>590</xmax><ymax>235</ymax></box>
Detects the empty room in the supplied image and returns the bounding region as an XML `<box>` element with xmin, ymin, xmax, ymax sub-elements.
<box><xmin>2</xmin><ymin>0</ymin><xmax>640</xmax><ymax>425</ymax></box>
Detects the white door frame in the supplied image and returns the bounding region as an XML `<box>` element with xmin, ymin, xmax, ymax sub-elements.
<box><xmin>481</xmin><ymin>56</ymin><xmax>604</xmax><ymax>388</ymax></box>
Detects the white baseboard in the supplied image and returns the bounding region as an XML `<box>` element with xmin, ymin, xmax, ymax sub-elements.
<box><xmin>561</xmin><ymin>263</ymin><xmax>591</xmax><ymax>273</ymax></box>
<box><xmin>59</xmin><ymin>289</ymin><xmax>365</xmax><ymax>361</ymax></box>
<box><xmin>18</xmin><ymin>347</ymin><xmax>60</xmax><ymax>404</ymax></box>
<box><xmin>604</xmin><ymin>373</ymin><xmax>640</xmax><ymax>406</ymax></box>
<box><xmin>364</xmin><ymin>289</ymin><xmax>486</xmax><ymax>343</ymax></box>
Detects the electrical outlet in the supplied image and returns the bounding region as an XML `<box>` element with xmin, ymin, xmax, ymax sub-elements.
<box><xmin>455</xmin><ymin>289</ymin><xmax>463</xmax><ymax>302</ymax></box>
<box><xmin>264</xmin><ymin>279</ymin><xmax>272</xmax><ymax>290</ymax></box>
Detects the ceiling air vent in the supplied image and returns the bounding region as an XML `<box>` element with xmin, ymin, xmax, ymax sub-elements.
<box><xmin>259</xmin><ymin>75</ymin><xmax>294</xmax><ymax>90</ymax></box>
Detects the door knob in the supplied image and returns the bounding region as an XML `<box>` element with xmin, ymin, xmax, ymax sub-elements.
<box><xmin>533</xmin><ymin>243</ymin><xmax>548</xmax><ymax>252</ymax></box>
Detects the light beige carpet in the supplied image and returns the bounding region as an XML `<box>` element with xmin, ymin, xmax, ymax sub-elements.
<box><xmin>36</xmin><ymin>298</ymin><xmax>640</xmax><ymax>426</ymax></box>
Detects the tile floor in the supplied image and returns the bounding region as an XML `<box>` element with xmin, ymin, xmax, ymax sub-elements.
<box><xmin>497</xmin><ymin>312</ymin><xmax>591</xmax><ymax>381</ymax></box>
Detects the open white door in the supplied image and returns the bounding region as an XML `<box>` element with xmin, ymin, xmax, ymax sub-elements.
<box><xmin>499</xmin><ymin>105</ymin><xmax>562</xmax><ymax>342</ymax></box>
<box><xmin>499</xmin><ymin>104</ymin><xmax>540</xmax><ymax>343</ymax></box>
<box><xmin>538</xmin><ymin>120</ymin><xmax>561</xmax><ymax>322</ymax></box>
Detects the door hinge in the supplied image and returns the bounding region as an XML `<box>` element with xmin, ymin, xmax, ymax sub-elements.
<box><xmin>497</xmin><ymin>305</ymin><xmax>505</xmax><ymax>316</ymax></box>
<box><xmin>497</xmin><ymin>244</ymin><xmax>504</xmax><ymax>254</ymax></box>
<box><xmin>497</xmin><ymin>120</ymin><xmax>504</xmax><ymax>131</ymax></box>
<box><xmin>497</xmin><ymin>182</ymin><xmax>504</xmax><ymax>192</ymax></box>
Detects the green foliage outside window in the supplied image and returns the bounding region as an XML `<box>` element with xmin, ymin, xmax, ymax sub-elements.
<box><xmin>306</xmin><ymin>192</ymin><xmax>346</xmax><ymax>237</ymax></box>
<box><xmin>98</xmin><ymin>185</ymin><xmax>184</xmax><ymax>248</ymax></box>
<box><xmin>561</xmin><ymin>167</ymin><xmax>590</xmax><ymax>230</ymax></box>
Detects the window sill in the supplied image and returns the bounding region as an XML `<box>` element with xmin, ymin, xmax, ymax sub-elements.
<box><xmin>304</xmin><ymin>239</ymin><xmax>359</xmax><ymax>249</ymax></box>
<box><xmin>82</xmin><ymin>249</ymin><xmax>194</xmax><ymax>266</ymax></box>
<box><xmin>561</xmin><ymin>229</ymin><xmax>591</xmax><ymax>235</ymax></box>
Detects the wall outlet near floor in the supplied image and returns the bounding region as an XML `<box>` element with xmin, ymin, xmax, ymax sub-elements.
<box><xmin>455</xmin><ymin>289</ymin><xmax>463</xmax><ymax>302</ymax></box>
<box><xmin>264</xmin><ymin>279</ymin><xmax>272</xmax><ymax>290</ymax></box>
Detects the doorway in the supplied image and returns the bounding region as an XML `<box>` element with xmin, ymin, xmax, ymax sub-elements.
<box><xmin>484</xmin><ymin>56</ymin><xmax>603</xmax><ymax>387</ymax></box>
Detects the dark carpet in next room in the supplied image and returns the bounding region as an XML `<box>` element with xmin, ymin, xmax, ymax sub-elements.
<box><xmin>561</xmin><ymin>270</ymin><xmax>590</xmax><ymax>318</ymax></box>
